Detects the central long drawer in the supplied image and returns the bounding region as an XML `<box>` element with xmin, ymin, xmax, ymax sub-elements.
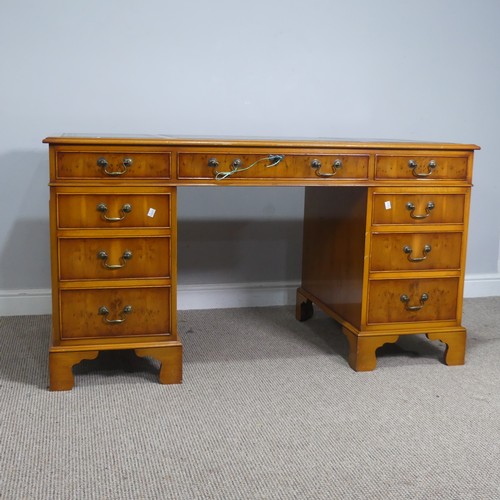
<box><xmin>177</xmin><ymin>151</ymin><xmax>370</xmax><ymax>180</ymax></box>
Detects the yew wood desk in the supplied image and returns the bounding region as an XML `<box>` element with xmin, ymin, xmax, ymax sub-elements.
<box><xmin>43</xmin><ymin>135</ymin><xmax>479</xmax><ymax>390</ymax></box>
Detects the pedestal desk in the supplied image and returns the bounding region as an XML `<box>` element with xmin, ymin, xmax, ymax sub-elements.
<box><xmin>43</xmin><ymin>135</ymin><xmax>479</xmax><ymax>390</ymax></box>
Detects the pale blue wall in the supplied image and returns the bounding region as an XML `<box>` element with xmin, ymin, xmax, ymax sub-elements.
<box><xmin>1</xmin><ymin>0</ymin><xmax>499</xmax><ymax>290</ymax></box>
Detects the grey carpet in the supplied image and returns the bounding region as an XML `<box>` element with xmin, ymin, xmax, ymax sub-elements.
<box><xmin>0</xmin><ymin>298</ymin><xmax>499</xmax><ymax>499</ymax></box>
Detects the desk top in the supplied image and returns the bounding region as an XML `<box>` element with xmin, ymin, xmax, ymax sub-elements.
<box><xmin>43</xmin><ymin>135</ymin><xmax>480</xmax><ymax>151</ymax></box>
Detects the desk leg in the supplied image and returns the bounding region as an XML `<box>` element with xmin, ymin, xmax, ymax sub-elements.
<box><xmin>342</xmin><ymin>328</ymin><xmax>399</xmax><ymax>371</ymax></box>
<box><xmin>296</xmin><ymin>288</ymin><xmax>314</xmax><ymax>321</ymax></box>
<box><xmin>426</xmin><ymin>330</ymin><xmax>466</xmax><ymax>366</ymax></box>
<box><xmin>49</xmin><ymin>350</ymin><xmax>99</xmax><ymax>391</ymax></box>
<box><xmin>135</xmin><ymin>343</ymin><xmax>183</xmax><ymax>384</ymax></box>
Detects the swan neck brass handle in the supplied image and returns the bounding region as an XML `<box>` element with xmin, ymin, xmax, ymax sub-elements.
<box><xmin>406</xmin><ymin>201</ymin><xmax>435</xmax><ymax>219</ymax></box>
<box><xmin>97</xmin><ymin>157</ymin><xmax>133</xmax><ymax>176</ymax></box>
<box><xmin>403</xmin><ymin>244</ymin><xmax>432</xmax><ymax>262</ymax></box>
<box><xmin>408</xmin><ymin>159</ymin><xmax>436</xmax><ymax>177</ymax></box>
<box><xmin>96</xmin><ymin>203</ymin><xmax>132</xmax><ymax>222</ymax></box>
<box><xmin>97</xmin><ymin>250</ymin><xmax>133</xmax><ymax>269</ymax></box>
<box><xmin>311</xmin><ymin>158</ymin><xmax>342</xmax><ymax>177</ymax></box>
<box><xmin>400</xmin><ymin>293</ymin><xmax>429</xmax><ymax>311</ymax></box>
<box><xmin>98</xmin><ymin>305</ymin><xmax>132</xmax><ymax>324</ymax></box>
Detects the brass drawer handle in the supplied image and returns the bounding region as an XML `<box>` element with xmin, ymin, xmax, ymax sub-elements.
<box><xmin>403</xmin><ymin>244</ymin><xmax>432</xmax><ymax>262</ymax></box>
<box><xmin>98</xmin><ymin>305</ymin><xmax>132</xmax><ymax>324</ymax></box>
<box><xmin>97</xmin><ymin>157</ymin><xmax>133</xmax><ymax>176</ymax></box>
<box><xmin>96</xmin><ymin>202</ymin><xmax>132</xmax><ymax>222</ymax></box>
<box><xmin>311</xmin><ymin>159</ymin><xmax>342</xmax><ymax>177</ymax></box>
<box><xmin>97</xmin><ymin>250</ymin><xmax>133</xmax><ymax>269</ymax></box>
<box><xmin>408</xmin><ymin>159</ymin><xmax>436</xmax><ymax>177</ymax></box>
<box><xmin>406</xmin><ymin>201</ymin><xmax>435</xmax><ymax>219</ymax></box>
<box><xmin>400</xmin><ymin>293</ymin><xmax>429</xmax><ymax>311</ymax></box>
<box><xmin>208</xmin><ymin>155</ymin><xmax>284</xmax><ymax>180</ymax></box>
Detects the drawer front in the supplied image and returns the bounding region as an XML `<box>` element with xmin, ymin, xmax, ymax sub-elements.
<box><xmin>372</xmin><ymin>193</ymin><xmax>465</xmax><ymax>225</ymax></box>
<box><xmin>57</xmin><ymin>193</ymin><xmax>171</xmax><ymax>229</ymax></box>
<box><xmin>59</xmin><ymin>237</ymin><xmax>171</xmax><ymax>280</ymax></box>
<box><xmin>370</xmin><ymin>232</ymin><xmax>462</xmax><ymax>271</ymax></box>
<box><xmin>178</xmin><ymin>152</ymin><xmax>369</xmax><ymax>180</ymax></box>
<box><xmin>56</xmin><ymin>148</ymin><xmax>171</xmax><ymax>179</ymax></box>
<box><xmin>367</xmin><ymin>278</ymin><xmax>459</xmax><ymax>324</ymax></box>
<box><xmin>60</xmin><ymin>287</ymin><xmax>172</xmax><ymax>339</ymax></box>
<box><xmin>375</xmin><ymin>155</ymin><xmax>468</xmax><ymax>180</ymax></box>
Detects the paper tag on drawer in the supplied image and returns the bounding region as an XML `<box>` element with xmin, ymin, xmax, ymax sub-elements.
<box><xmin>384</xmin><ymin>201</ymin><xmax>391</xmax><ymax>210</ymax></box>
<box><xmin>147</xmin><ymin>208</ymin><xmax>156</xmax><ymax>218</ymax></box>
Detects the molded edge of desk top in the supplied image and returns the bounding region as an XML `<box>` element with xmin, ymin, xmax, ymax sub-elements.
<box><xmin>43</xmin><ymin>135</ymin><xmax>480</xmax><ymax>151</ymax></box>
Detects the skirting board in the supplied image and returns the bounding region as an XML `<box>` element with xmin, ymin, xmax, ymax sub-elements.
<box><xmin>1</xmin><ymin>274</ymin><xmax>499</xmax><ymax>316</ymax></box>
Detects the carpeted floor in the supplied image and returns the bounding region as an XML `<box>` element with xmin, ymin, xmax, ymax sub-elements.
<box><xmin>0</xmin><ymin>298</ymin><xmax>499</xmax><ymax>499</ymax></box>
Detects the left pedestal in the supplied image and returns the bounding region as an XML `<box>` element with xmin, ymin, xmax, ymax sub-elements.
<box><xmin>45</xmin><ymin>138</ymin><xmax>180</xmax><ymax>391</ymax></box>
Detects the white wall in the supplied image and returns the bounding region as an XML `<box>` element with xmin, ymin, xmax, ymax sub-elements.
<box><xmin>1</xmin><ymin>0</ymin><xmax>499</xmax><ymax>312</ymax></box>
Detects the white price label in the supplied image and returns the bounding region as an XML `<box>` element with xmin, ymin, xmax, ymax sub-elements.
<box><xmin>384</xmin><ymin>201</ymin><xmax>392</xmax><ymax>210</ymax></box>
<box><xmin>147</xmin><ymin>208</ymin><xmax>156</xmax><ymax>218</ymax></box>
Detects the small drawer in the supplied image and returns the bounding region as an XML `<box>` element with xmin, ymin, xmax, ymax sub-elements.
<box><xmin>370</xmin><ymin>232</ymin><xmax>462</xmax><ymax>271</ymax></box>
<box><xmin>55</xmin><ymin>147</ymin><xmax>171</xmax><ymax>179</ymax></box>
<box><xmin>367</xmin><ymin>278</ymin><xmax>459</xmax><ymax>324</ymax></box>
<box><xmin>60</xmin><ymin>287</ymin><xmax>172</xmax><ymax>339</ymax></box>
<box><xmin>59</xmin><ymin>236</ymin><xmax>171</xmax><ymax>280</ymax></box>
<box><xmin>57</xmin><ymin>193</ymin><xmax>171</xmax><ymax>229</ymax></box>
<box><xmin>372</xmin><ymin>193</ymin><xmax>465</xmax><ymax>225</ymax></box>
<box><xmin>375</xmin><ymin>154</ymin><xmax>469</xmax><ymax>180</ymax></box>
<box><xmin>177</xmin><ymin>152</ymin><xmax>369</xmax><ymax>180</ymax></box>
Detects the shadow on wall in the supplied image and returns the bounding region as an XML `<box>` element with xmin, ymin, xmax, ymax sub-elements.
<box><xmin>0</xmin><ymin>150</ymin><xmax>50</xmax><ymax>290</ymax></box>
<box><xmin>0</xmin><ymin>218</ymin><xmax>51</xmax><ymax>290</ymax></box>
<box><xmin>178</xmin><ymin>219</ymin><xmax>303</xmax><ymax>285</ymax></box>
<box><xmin>0</xmin><ymin>149</ymin><xmax>303</xmax><ymax>289</ymax></box>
